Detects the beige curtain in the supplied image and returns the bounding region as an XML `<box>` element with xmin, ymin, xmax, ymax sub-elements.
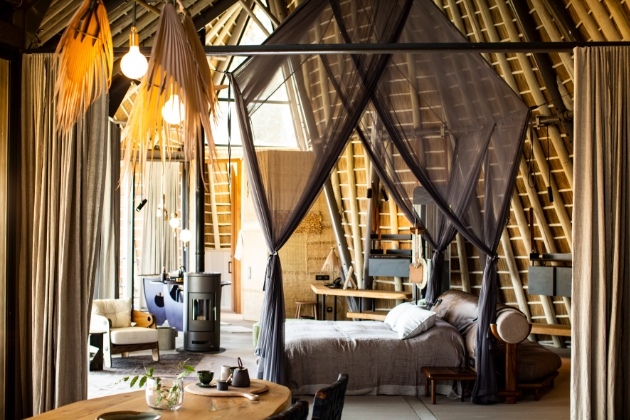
<box><xmin>94</xmin><ymin>122</ymin><xmax>121</xmax><ymax>299</ymax></box>
<box><xmin>139</xmin><ymin>162</ymin><xmax>179</xmax><ymax>271</ymax></box>
<box><xmin>573</xmin><ymin>46</ymin><xmax>630</xmax><ymax>419</ymax></box>
<box><xmin>20</xmin><ymin>53</ymin><xmax>108</xmax><ymax>415</ymax></box>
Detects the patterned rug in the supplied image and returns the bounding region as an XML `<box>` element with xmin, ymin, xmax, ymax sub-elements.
<box><xmin>92</xmin><ymin>353</ymin><xmax>205</xmax><ymax>378</ymax></box>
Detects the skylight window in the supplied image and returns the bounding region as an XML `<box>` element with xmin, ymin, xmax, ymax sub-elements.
<box><xmin>213</xmin><ymin>4</ymin><xmax>301</xmax><ymax>149</ymax></box>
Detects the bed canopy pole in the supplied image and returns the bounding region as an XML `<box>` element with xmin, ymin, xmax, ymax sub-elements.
<box><xmin>31</xmin><ymin>41</ymin><xmax>630</xmax><ymax>57</ymax></box>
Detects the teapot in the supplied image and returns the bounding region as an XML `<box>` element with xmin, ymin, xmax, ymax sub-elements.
<box><xmin>231</xmin><ymin>357</ymin><xmax>250</xmax><ymax>388</ymax></box>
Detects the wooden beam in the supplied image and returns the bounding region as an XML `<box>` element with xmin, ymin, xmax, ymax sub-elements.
<box><xmin>530</xmin><ymin>130</ymin><xmax>573</xmax><ymax>250</ymax></box>
<box><xmin>345</xmin><ymin>144</ymin><xmax>364</xmax><ymax>289</ymax></box>
<box><xmin>530</xmin><ymin>0</ymin><xmax>574</xmax><ymax>80</ymax></box>
<box><xmin>194</xmin><ymin>0</ymin><xmax>240</xmax><ymax>32</ymax></box>
<box><xmin>455</xmin><ymin>233</ymin><xmax>471</xmax><ymax>293</ymax></box>
<box><xmin>477</xmin><ymin>0</ymin><xmax>518</xmax><ymax>92</ymax></box>
<box><xmin>584</xmin><ymin>0</ymin><xmax>622</xmax><ymax>41</ymax></box>
<box><xmin>565</xmin><ymin>0</ymin><xmax>604</xmax><ymax>41</ymax></box>
<box><xmin>602</xmin><ymin>0</ymin><xmax>630</xmax><ymax>40</ymax></box>
<box><xmin>500</xmin><ymin>226</ymin><xmax>532</xmax><ymax>322</ymax></box>
<box><xmin>237</xmin><ymin>0</ymin><xmax>269</xmax><ymax>36</ymax></box>
<box><xmin>530</xmin><ymin>323</ymin><xmax>571</xmax><ymax>337</ymax></box>
<box><xmin>496</xmin><ymin>0</ymin><xmax>574</xmax><ymax>189</ymax></box>
<box><xmin>205</xmin><ymin>2</ymin><xmax>241</xmax><ymax>43</ymax></box>
<box><xmin>208</xmin><ymin>164</ymin><xmax>221</xmax><ymax>250</ymax></box>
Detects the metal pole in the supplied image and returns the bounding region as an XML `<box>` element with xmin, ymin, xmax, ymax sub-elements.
<box><xmin>129</xmin><ymin>172</ymin><xmax>135</xmax><ymax>310</ymax></box>
<box><xmin>196</xmin><ymin>131</ymin><xmax>205</xmax><ymax>272</ymax></box>
<box><xmin>182</xmin><ymin>162</ymin><xmax>189</xmax><ymax>271</ymax></box>
<box><xmin>31</xmin><ymin>41</ymin><xmax>630</xmax><ymax>57</ymax></box>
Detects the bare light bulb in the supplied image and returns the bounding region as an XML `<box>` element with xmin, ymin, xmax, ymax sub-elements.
<box><xmin>121</xmin><ymin>27</ymin><xmax>147</xmax><ymax>80</ymax></box>
<box><xmin>161</xmin><ymin>94</ymin><xmax>185</xmax><ymax>125</ymax></box>
<box><xmin>169</xmin><ymin>214</ymin><xmax>181</xmax><ymax>229</ymax></box>
<box><xmin>180</xmin><ymin>229</ymin><xmax>192</xmax><ymax>243</ymax></box>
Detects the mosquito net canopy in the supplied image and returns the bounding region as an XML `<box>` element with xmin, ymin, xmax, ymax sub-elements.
<box><xmin>230</xmin><ymin>0</ymin><xmax>529</xmax><ymax>404</ymax></box>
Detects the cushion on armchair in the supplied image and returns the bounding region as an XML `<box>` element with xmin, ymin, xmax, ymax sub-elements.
<box><xmin>92</xmin><ymin>298</ymin><xmax>132</xmax><ymax>328</ymax></box>
<box><xmin>110</xmin><ymin>327</ymin><xmax>159</xmax><ymax>345</ymax></box>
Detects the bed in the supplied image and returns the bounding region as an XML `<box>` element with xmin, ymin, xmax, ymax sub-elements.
<box><xmin>284</xmin><ymin>318</ymin><xmax>466</xmax><ymax>396</ymax></box>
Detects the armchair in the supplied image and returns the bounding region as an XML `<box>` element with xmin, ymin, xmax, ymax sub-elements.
<box><xmin>90</xmin><ymin>298</ymin><xmax>160</xmax><ymax>368</ymax></box>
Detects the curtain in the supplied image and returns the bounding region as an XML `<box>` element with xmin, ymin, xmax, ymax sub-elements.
<box><xmin>139</xmin><ymin>162</ymin><xmax>179</xmax><ymax>306</ymax></box>
<box><xmin>572</xmin><ymin>46</ymin><xmax>630</xmax><ymax>420</ymax></box>
<box><xmin>20</xmin><ymin>53</ymin><xmax>109</xmax><ymax>414</ymax></box>
<box><xmin>231</xmin><ymin>0</ymin><xmax>528</xmax><ymax>399</ymax></box>
<box><xmin>231</xmin><ymin>0</ymin><xmax>413</xmax><ymax>383</ymax></box>
<box><xmin>94</xmin><ymin>122</ymin><xmax>121</xmax><ymax>299</ymax></box>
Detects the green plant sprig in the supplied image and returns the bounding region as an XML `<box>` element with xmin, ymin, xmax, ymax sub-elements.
<box><xmin>117</xmin><ymin>360</ymin><xmax>195</xmax><ymax>408</ymax></box>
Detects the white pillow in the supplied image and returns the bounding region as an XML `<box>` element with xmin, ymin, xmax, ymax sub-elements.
<box><xmin>394</xmin><ymin>306</ymin><xmax>436</xmax><ymax>339</ymax></box>
<box><xmin>384</xmin><ymin>302</ymin><xmax>414</xmax><ymax>329</ymax></box>
<box><xmin>92</xmin><ymin>299</ymin><xmax>132</xmax><ymax>328</ymax></box>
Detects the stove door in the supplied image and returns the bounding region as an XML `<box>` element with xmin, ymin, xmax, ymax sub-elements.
<box><xmin>188</xmin><ymin>292</ymin><xmax>215</xmax><ymax>332</ymax></box>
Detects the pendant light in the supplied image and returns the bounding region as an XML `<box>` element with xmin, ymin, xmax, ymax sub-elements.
<box><xmin>161</xmin><ymin>93</ymin><xmax>185</xmax><ymax>125</ymax></box>
<box><xmin>120</xmin><ymin>1</ymin><xmax>148</xmax><ymax>79</ymax></box>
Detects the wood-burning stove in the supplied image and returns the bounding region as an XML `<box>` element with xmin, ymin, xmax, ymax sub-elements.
<box><xmin>183</xmin><ymin>272</ymin><xmax>222</xmax><ymax>351</ymax></box>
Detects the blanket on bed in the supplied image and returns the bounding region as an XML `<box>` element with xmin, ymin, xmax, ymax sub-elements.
<box><xmin>285</xmin><ymin>319</ymin><xmax>466</xmax><ymax>396</ymax></box>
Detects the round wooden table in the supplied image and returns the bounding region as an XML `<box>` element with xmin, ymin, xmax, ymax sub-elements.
<box><xmin>30</xmin><ymin>380</ymin><xmax>291</xmax><ymax>420</ymax></box>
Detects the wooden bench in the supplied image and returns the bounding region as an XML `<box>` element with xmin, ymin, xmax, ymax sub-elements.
<box><xmin>530</xmin><ymin>323</ymin><xmax>571</xmax><ymax>336</ymax></box>
<box><xmin>346</xmin><ymin>312</ymin><xmax>386</xmax><ymax>321</ymax></box>
<box><xmin>518</xmin><ymin>371</ymin><xmax>559</xmax><ymax>401</ymax></box>
<box><xmin>420</xmin><ymin>366</ymin><xmax>477</xmax><ymax>404</ymax></box>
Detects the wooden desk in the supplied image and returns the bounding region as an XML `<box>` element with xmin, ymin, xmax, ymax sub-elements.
<box><xmin>29</xmin><ymin>380</ymin><xmax>291</xmax><ymax>420</ymax></box>
<box><xmin>311</xmin><ymin>284</ymin><xmax>411</xmax><ymax>320</ymax></box>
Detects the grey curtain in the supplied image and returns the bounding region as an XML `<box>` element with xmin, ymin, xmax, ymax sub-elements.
<box><xmin>230</xmin><ymin>0</ymin><xmax>413</xmax><ymax>384</ymax></box>
<box><xmin>572</xmin><ymin>46</ymin><xmax>630</xmax><ymax>419</ymax></box>
<box><xmin>20</xmin><ymin>53</ymin><xmax>109</xmax><ymax>414</ymax></box>
<box><xmin>94</xmin><ymin>122</ymin><xmax>121</xmax><ymax>299</ymax></box>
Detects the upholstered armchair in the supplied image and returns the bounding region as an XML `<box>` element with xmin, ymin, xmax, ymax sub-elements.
<box><xmin>90</xmin><ymin>298</ymin><xmax>160</xmax><ymax>368</ymax></box>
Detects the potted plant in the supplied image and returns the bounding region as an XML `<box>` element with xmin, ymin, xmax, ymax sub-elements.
<box><xmin>120</xmin><ymin>360</ymin><xmax>195</xmax><ymax>411</ymax></box>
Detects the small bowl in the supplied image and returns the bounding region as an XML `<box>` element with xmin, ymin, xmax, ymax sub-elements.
<box><xmin>197</xmin><ymin>370</ymin><xmax>214</xmax><ymax>386</ymax></box>
<box><xmin>216</xmin><ymin>380</ymin><xmax>229</xmax><ymax>391</ymax></box>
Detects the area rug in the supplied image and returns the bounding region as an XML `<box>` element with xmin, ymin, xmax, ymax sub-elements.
<box><xmin>92</xmin><ymin>353</ymin><xmax>205</xmax><ymax>378</ymax></box>
<box><xmin>221</xmin><ymin>325</ymin><xmax>253</xmax><ymax>333</ymax></box>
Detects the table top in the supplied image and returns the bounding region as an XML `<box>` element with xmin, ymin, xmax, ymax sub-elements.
<box><xmin>420</xmin><ymin>366</ymin><xmax>477</xmax><ymax>380</ymax></box>
<box><xmin>29</xmin><ymin>380</ymin><xmax>291</xmax><ymax>420</ymax></box>
<box><xmin>311</xmin><ymin>283</ymin><xmax>412</xmax><ymax>299</ymax></box>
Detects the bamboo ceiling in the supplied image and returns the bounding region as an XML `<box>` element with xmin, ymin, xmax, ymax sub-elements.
<box><xmin>37</xmin><ymin>0</ymin><xmax>630</xmax><ymax>347</ymax></box>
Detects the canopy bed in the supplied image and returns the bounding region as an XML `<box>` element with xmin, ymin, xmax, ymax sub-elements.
<box><xmin>230</xmin><ymin>0</ymin><xmax>529</xmax><ymax>404</ymax></box>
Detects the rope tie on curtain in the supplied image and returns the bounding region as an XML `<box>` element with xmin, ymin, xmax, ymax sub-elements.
<box><xmin>262</xmin><ymin>251</ymin><xmax>279</xmax><ymax>291</ymax></box>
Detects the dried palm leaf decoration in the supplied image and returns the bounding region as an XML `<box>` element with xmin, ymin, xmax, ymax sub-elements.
<box><xmin>54</xmin><ymin>0</ymin><xmax>113</xmax><ymax>135</ymax></box>
<box><xmin>121</xmin><ymin>1</ymin><xmax>217</xmax><ymax>184</ymax></box>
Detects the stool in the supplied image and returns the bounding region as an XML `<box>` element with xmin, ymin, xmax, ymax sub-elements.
<box><xmin>421</xmin><ymin>366</ymin><xmax>477</xmax><ymax>404</ymax></box>
<box><xmin>295</xmin><ymin>301</ymin><xmax>318</xmax><ymax>320</ymax></box>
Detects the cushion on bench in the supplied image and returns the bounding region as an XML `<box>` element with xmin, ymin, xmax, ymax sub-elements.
<box><xmin>495</xmin><ymin>340</ymin><xmax>562</xmax><ymax>382</ymax></box>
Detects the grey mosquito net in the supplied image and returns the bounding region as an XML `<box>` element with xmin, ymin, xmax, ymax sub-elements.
<box><xmin>229</xmin><ymin>0</ymin><xmax>529</xmax><ymax>404</ymax></box>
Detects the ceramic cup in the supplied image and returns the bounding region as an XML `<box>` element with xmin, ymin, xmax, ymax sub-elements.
<box><xmin>216</xmin><ymin>380</ymin><xmax>229</xmax><ymax>391</ymax></box>
<box><xmin>197</xmin><ymin>370</ymin><xmax>214</xmax><ymax>385</ymax></box>
<box><xmin>220</xmin><ymin>365</ymin><xmax>232</xmax><ymax>381</ymax></box>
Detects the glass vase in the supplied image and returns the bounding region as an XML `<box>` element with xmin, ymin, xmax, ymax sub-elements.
<box><xmin>145</xmin><ymin>377</ymin><xmax>184</xmax><ymax>411</ymax></box>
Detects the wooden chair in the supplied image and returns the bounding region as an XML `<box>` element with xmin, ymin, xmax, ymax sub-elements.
<box><xmin>312</xmin><ymin>373</ymin><xmax>349</xmax><ymax>420</ymax></box>
<box><xmin>90</xmin><ymin>299</ymin><xmax>160</xmax><ymax>368</ymax></box>
<box><xmin>265</xmin><ymin>400</ymin><xmax>308</xmax><ymax>420</ymax></box>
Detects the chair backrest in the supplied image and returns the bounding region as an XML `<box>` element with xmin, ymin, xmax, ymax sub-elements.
<box><xmin>92</xmin><ymin>298</ymin><xmax>132</xmax><ymax>328</ymax></box>
<box><xmin>265</xmin><ymin>400</ymin><xmax>308</xmax><ymax>420</ymax></box>
<box><xmin>312</xmin><ymin>373</ymin><xmax>349</xmax><ymax>420</ymax></box>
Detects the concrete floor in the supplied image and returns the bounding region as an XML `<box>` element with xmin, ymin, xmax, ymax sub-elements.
<box><xmin>88</xmin><ymin>312</ymin><xmax>570</xmax><ymax>419</ymax></box>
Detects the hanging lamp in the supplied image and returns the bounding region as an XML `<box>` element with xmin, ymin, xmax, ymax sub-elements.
<box><xmin>54</xmin><ymin>0</ymin><xmax>113</xmax><ymax>135</ymax></box>
<box><xmin>121</xmin><ymin>0</ymin><xmax>218</xmax><ymax>188</ymax></box>
<box><xmin>120</xmin><ymin>1</ymin><xmax>148</xmax><ymax>80</ymax></box>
